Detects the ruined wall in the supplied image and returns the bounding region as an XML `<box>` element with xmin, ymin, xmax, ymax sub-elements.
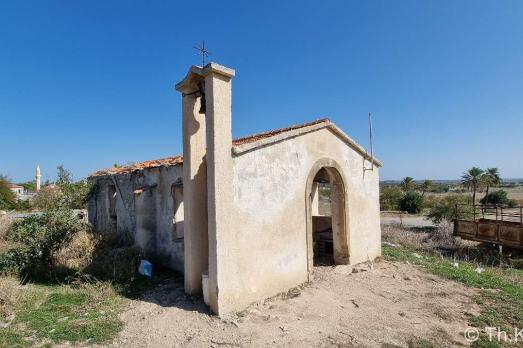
<box><xmin>216</xmin><ymin>127</ymin><xmax>381</xmax><ymax>312</ymax></box>
<box><xmin>88</xmin><ymin>165</ymin><xmax>184</xmax><ymax>273</ymax></box>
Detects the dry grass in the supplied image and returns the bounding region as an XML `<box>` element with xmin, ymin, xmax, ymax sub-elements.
<box><xmin>55</xmin><ymin>228</ymin><xmax>100</xmax><ymax>270</ymax></box>
<box><xmin>381</xmin><ymin>225</ymin><xmax>428</xmax><ymax>249</ymax></box>
<box><xmin>0</xmin><ymin>277</ymin><xmax>20</xmax><ymax>320</ymax></box>
<box><xmin>0</xmin><ymin>215</ymin><xmax>11</xmax><ymax>240</ymax></box>
<box><xmin>0</xmin><ymin>215</ymin><xmax>14</xmax><ymax>253</ymax></box>
<box><xmin>382</xmin><ymin>222</ymin><xmax>523</xmax><ymax>271</ymax></box>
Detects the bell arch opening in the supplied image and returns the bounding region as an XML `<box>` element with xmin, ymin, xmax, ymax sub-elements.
<box><xmin>306</xmin><ymin>160</ymin><xmax>349</xmax><ymax>278</ymax></box>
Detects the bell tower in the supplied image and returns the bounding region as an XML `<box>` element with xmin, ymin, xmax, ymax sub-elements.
<box><xmin>176</xmin><ymin>62</ymin><xmax>235</xmax><ymax>314</ymax></box>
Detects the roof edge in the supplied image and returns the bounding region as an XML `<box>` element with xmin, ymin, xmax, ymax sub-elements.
<box><xmin>232</xmin><ymin>120</ymin><xmax>383</xmax><ymax>167</ymax></box>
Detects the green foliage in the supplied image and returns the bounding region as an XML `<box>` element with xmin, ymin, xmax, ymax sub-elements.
<box><xmin>430</xmin><ymin>183</ymin><xmax>449</xmax><ymax>193</ymax></box>
<box><xmin>380</xmin><ymin>186</ymin><xmax>403</xmax><ymax>211</ymax></box>
<box><xmin>419</xmin><ymin>180</ymin><xmax>433</xmax><ymax>196</ymax></box>
<box><xmin>0</xmin><ymin>327</ymin><xmax>30</xmax><ymax>348</ymax></box>
<box><xmin>17</xmin><ymin>181</ymin><xmax>36</xmax><ymax>192</ymax></box>
<box><xmin>399</xmin><ymin>191</ymin><xmax>424</xmax><ymax>214</ymax></box>
<box><xmin>480</xmin><ymin>190</ymin><xmax>514</xmax><ymax>206</ymax></box>
<box><xmin>481</xmin><ymin>168</ymin><xmax>502</xmax><ymax>188</ymax></box>
<box><xmin>0</xmin><ymin>282</ymin><xmax>125</xmax><ymax>346</ymax></box>
<box><xmin>462</xmin><ymin>167</ymin><xmax>485</xmax><ymax>203</ymax></box>
<box><xmin>400</xmin><ymin>176</ymin><xmax>416</xmax><ymax>192</ymax></box>
<box><xmin>83</xmin><ymin>232</ymin><xmax>142</xmax><ymax>287</ymax></box>
<box><xmin>32</xmin><ymin>165</ymin><xmax>92</xmax><ymax>210</ymax></box>
<box><xmin>0</xmin><ymin>210</ymin><xmax>84</xmax><ymax>275</ymax></box>
<box><xmin>0</xmin><ymin>176</ymin><xmax>17</xmax><ymax>210</ymax></box>
<box><xmin>15</xmin><ymin>285</ymin><xmax>124</xmax><ymax>344</ymax></box>
<box><xmin>427</xmin><ymin>194</ymin><xmax>471</xmax><ymax>224</ymax></box>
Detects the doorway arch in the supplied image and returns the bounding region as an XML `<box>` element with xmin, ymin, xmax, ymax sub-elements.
<box><xmin>305</xmin><ymin>158</ymin><xmax>349</xmax><ymax>279</ymax></box>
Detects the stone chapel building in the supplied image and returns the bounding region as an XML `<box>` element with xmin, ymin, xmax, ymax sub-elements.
<box><xmin>88</xmin><ymin>63</ymin><xmax>382</xmax><ymax>315</ymax></box>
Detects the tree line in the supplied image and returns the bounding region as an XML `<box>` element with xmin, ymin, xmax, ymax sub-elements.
<box><xmin>380</xmin><ymin>167</ymin><xmax>518</xmax><ymax>222</ymax></box>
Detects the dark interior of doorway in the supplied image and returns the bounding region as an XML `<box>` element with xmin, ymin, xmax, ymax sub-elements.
<box><xmin>312</xmin><ymin>169</ymin><xmax>334</xmax><ymax>266</ymax></box>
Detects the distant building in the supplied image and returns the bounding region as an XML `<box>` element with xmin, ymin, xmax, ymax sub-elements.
<box><xmin>7</xmin><ymin>165</ymin><xmax>41</xmax><ymax>201</ymax></box>
<box><xmin>7</xmin><ymin>183</ymin><xmax>24</xmax><ymax>196</ymax></box>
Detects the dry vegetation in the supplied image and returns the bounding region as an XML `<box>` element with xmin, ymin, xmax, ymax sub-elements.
<box><xmin>0</xmin><ymin>214</ymin><xmax>143</xmax><ymax>347</ymax></box>
<box><xmin>0</xmin><ymin>215</ymin><xmax>12</xmax><ymax>253</ymax></box>
<box><xmin>382</xmin><ymin>222</ymin><xmax>523</xmax><ymax>347</ymax></box>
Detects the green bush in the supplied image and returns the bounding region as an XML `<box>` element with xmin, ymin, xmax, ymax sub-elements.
<box><xmin>480</xmin><ymin>190</ymin><xmax>514</xmax><ymax>206</ymax></box>
<box><xmin>0</xmin><ymin>176</ymin><xmax>16</xmax><ymax>210</ymax></box>
<box><xmin>399</xmin><ymin>191</ymin><xmax>424</xmax><ymax>214</ymax></box>
<box><xmin>32</xmin><ymin>166</ymin><xmax>93</xmax><ymax>211</ymax></box>
<box><xmin>82</xmin><ymin>232</ymin><xmax>142</xmax><ymax>287</ymax></box>
<box><xmin>380</xmin><ymin>186</ymin><xmax>403</xmax><ymax>211</ymax></box>
<box><xmin>427</xmin><ymin>194</ymin><xmax>471</xmax><ymax>224</ymax></box>
<box><xmin>0</xmin><ymin>210</ymin><xmax>84</xmax><ymax>275</ymax></box>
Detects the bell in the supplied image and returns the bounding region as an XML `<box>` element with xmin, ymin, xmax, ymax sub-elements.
<box><xmin>199</xmin><ymin>92</ymin><xmax>206</xmax><ymax>114</ymax></box>
<box><xmin>198</xmin><ymin>82</ymin><xmax>206</xmax><ymax>114</ymax></box>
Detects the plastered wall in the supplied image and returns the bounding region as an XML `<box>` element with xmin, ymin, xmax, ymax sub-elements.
<box><xmin>214</xmin><ymin>127</ymin><xmax>381</xmax><ymax>313</ymax></box>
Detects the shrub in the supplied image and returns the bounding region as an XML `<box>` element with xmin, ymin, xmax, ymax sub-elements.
<box><xmin>380</xmin><ymin>186</ymin><xmax>403</xmax><ymax>211</ymax></box>
<box><xmin>0</xmin><ymin>176</ymin><xmax>16</xmax><ymax>211</ymax></box>
<box><xmin>0</xmin><ymin>209</ymin><xmax>84</xmax><ymax>275</ymax></box>
<box><xmin>422</xmin><ymin>194</ymin><xmax>440</xmax><ymax>210</ymax></box>
<box><xmin>82</xmin><ymin>232</ymin><xmax>141</xmax><ymax>287</ymax></box>
<box><xmin>32</xmin><ymin>166</ymin><xmax>93</xmax><ymax>211</ymax></box>
<box><xmin>399</xmin><ymin>191</ymin><xmax>424</xmax><ymax>214</ymax></box>
<box><xmin>54</xmin><ymin>229</ymin><xmax>141</xmax><ymax>287</ymax></box>
<box><xmin>480</xmin><ymin>190</ymin><xmax>515</xmax><ymax>206</ymax></box>
<box><xmin>427</xmin><ymin>194</ymin><xmax>471</xmax><ymax>224</ymax></box>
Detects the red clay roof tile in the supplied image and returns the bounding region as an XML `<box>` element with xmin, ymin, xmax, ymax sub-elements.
<box><xmin>91</xmin><ymin>118</ymin><xmax>329</xmax><ymax>177</ymax></box>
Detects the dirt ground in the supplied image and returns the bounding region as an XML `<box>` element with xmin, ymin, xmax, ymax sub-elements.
<box><xmin>106</xmin><ymin>260</ymin><xmax>479</xmax><ymax>348</ymax></box>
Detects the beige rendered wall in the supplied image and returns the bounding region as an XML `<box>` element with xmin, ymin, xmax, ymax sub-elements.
<box><xmin>215</xmin><ymin>127</ymin><xmax>381</xmax><ymax>313</ymax></box>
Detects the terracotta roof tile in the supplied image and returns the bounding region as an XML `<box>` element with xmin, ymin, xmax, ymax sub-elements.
<box><xmin>91</xmin><ymin>156</ymin><xmax>184</xmax><ymax>177</ymax></box>
<box><xmin>90</xmin><ymin>118</ymin><xmax>329</xmax><ymax>177</ymax></box>
<box><xmin>232</xmin><ymin>118</ymin><xmax>329</xmax><ymax>145</ymax></box>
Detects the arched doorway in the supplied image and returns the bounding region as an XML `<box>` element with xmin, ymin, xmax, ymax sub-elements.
<box><xmin>306</xmin><ymin>159</ymin><xmax>349</xmax><ymax>278</ymax></box>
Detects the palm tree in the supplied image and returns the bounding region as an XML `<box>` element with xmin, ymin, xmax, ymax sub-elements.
<box><xmin>400</xmin><ymin>177</ymin><xmax>415</xmax><ymax>192</ymax></box>
<box><xmin>461</xmin><ymin>167</ymin><xmax>484</xmax><ymax>205</ymax></box>
<box><xmin>481</xmin><ymin>168</ymin><xmax>502</xmax><ymax>205</ymax></box>
<box><xmin>420</xmin><ymin>180</ymin><xmax>433</xmax><ymax>197</ymax></box>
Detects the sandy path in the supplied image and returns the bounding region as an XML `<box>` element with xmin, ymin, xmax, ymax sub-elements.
<box><xmin>108</xmin><ymin>261</ymin><xmax>479</xmax><ymax>347</ymax></box>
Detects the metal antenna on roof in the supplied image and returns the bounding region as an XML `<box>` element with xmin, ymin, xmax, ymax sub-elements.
<box><xmin>194</xmin><ymin>40</ymin><xmax>211</xmax><ymax>67</ymax></box>
<box><xmin>364</xmin><ymin>112</ymin><xmax>375</xmax><ymax>172</ymax></box>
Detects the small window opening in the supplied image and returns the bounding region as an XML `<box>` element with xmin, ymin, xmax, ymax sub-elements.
<box><xmin>108</xmin><ymin>184</ymin><xmax>117</xmax><ymax>224</ymax></box>
<box><xmin>172</xmin><ymin>181</ymin><xmax>184</xmax><ymax>240</ymax></box>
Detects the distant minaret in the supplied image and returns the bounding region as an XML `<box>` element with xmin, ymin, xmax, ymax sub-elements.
<box><xmin>36</xmin><ymin>165</ymin><xmax>41</xmax><ymax>192</ymax></box>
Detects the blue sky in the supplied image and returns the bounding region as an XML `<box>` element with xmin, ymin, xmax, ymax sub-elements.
<box><xmin>1</xmin><ymin>1</ymin><xmax>522</xmax><ymax>182</ymax></box>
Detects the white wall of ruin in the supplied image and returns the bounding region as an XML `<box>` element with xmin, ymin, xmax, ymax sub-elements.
<box><xmin>215</xmin><ymin>127</ymin><xmax>381</xmax><ymax>312</ymax></box>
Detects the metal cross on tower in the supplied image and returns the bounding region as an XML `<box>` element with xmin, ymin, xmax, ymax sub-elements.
<box><xmin>194</xmin><ymin>41</ymin><xmax>211</xmax><ymax>67</ymax></box>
